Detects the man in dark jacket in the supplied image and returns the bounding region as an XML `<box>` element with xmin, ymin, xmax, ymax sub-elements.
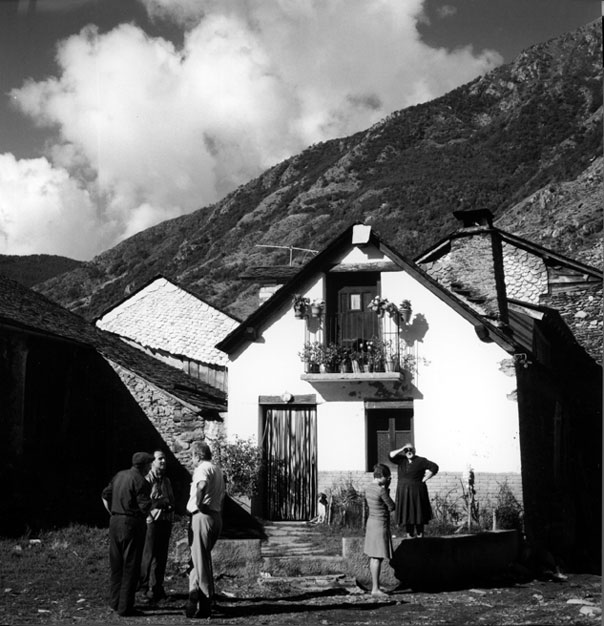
<box><xmin>102</xmin><ymin>452</ymin><xmax>154</xmax><ymax>617</ymax></box>
<box><xmin>139</xmin><ymin>449</ymin><xmax>175</xmax><ymax>602</ymax></box>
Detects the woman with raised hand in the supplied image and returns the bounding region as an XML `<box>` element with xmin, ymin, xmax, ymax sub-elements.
<box><xmin>389</xmin><ymin>443</ymin><xmax>439</xmax><ymax>538</ymax></box>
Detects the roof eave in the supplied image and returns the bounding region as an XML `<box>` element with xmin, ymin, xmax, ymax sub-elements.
<box><xmin>218</xmin><ymin>225</ymin><xmax>520</xmax><ymax>355</ymax></box>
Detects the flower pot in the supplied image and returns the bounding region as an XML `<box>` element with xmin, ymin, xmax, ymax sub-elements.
<box><xmin>384</xmin><ymin>359</ymin><xmax>398</xmax><ymax>372</ymax></box>
<box><xmin>339</xmin><ymin>361</ymin><xmax>351</xmax><ymax>373</ymax></box>
<box><xmin>363</xmin><ymin>364</ymin><xmax>374</xmax><ymax>373</ymax></box>
<box><xmin>400</xmin><ymin>307</ymin><xmax>412</xmax><ymax>324</ymax></box>
<box><xmin>294</xmin><ymin>309</ymin><xmax>305</xmax><ymax>319</ymax></box>
<box><xmin>311</xmin><ymin>306</ymin><xmax>322</xmax><ymax>317</ymax></box>
<box><xmin>351</xmin><ymin>360</ymin><xmax>361</xmax><ymax>373</ymax></box>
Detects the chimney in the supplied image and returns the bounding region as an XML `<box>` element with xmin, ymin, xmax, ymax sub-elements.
<box><xmin>453</xmin><ymin>208</ymin><xmax>494</xmax><ymax>229</ymax></box>
<box><xmin>447</xmin><ymin>209</ymin><xmax>508</xmax><ymax>325</ymax></box>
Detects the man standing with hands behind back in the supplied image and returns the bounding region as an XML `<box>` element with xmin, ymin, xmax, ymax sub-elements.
<box><xmin>102</xmin><ymin>452</ymin><xmax>154</xmax><ymax>617</ymax></box>
<box><xmin>185</xmin><ymin>441</ymin><xmax>225</xmax><ymax>619</ymax></box>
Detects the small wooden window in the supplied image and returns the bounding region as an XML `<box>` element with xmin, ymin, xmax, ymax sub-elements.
<box><xmin>366</xmin><ymin>407</ymin><xmax>413</xmax><ymax>471</ymax></box>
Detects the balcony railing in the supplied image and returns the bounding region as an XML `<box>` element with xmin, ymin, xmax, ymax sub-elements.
<box><xmin>301</xmin><ymin>311</ymin><xmax>413</xmax><ymax>377</ymax></box>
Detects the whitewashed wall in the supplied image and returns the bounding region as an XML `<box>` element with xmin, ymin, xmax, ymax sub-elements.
<box><xmin>226</xmin><ymin>242</ymin><xmax>521</xmax><ymax>477</ymax></box>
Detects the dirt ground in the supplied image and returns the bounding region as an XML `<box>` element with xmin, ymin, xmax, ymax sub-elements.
<box><xmin>2</xmin><ymin>571</ymin><xmax>600</xmax><ymax>625</ymax></box>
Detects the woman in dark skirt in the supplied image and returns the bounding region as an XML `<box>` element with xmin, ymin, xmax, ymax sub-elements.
<box><xmin>389</xmin><ymin>443</ymin><xmax>438</xmax><ymax>538</ymax></box>
<box><xmin>364</xmin><ymin>463</ymin><xmax>395</xmax><ymax>596</ymax></box>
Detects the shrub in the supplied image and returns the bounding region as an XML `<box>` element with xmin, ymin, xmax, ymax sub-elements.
<box><xmin>326</xmin><ymin>476</ymin><xmax>366</xmax><ymax>529</ymax></box>
<box><xmin>494</xmin><ymin>480</ymin><xmax>523</xmax><ymax>531</ymax></box>
<box><xmin>427</xmin><ymin>489</ymin><xmax>463</xmax><ymax>535</ymax></box>
<box><xmin>212</xmin><ymin>434</ymin><xmax>264</xmax><ymax>499</ymax></box>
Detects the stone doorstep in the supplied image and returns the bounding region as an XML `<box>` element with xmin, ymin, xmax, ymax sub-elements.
<box><xmin>262</xmin><ymin>552</ymin><xmax>343</xmax><ymax>560</ymax></box>
<box><xmin>264</xmin><ymin>528</ymin><xmax>321</xmax><ymax>535</ymax></box>
<box><xmin>261</xmin><ymin>521</ymin><xmax>335</xmax><ymax>557</ymax></box>
<box><xmin>263</xmin><ymin>537</ymin><xmax>324</xmax><ymax>545</ymax></box>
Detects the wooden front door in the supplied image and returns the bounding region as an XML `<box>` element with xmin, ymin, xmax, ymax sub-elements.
<box><xmin>326</xmin><ymin>272</ymin><xmax>379</xmax><ymax>347</ymax></box>
<box><xmin>262</xmin><ymin>406</ymin><xmax>317</xmax><ymax>521</ymax></box>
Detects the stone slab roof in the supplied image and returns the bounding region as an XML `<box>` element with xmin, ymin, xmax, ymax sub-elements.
<box><xmin>0</xmin><ymin>275</ymin><xmax>225</xmax><ymax>413</ymax></box>
<box><xmin>416</xmin><ymin>221</ymin><xmax>602</xmax><ymax>365</ymax></box>
<box><xmin>96</xmin><ymin>277</ymin><xmax>239</xmax><ymax>366</ymax></box>
<box><xmin>239</xmin><ymin>266</ymin><xmax>301</xmax><ymax>283</ymax></box>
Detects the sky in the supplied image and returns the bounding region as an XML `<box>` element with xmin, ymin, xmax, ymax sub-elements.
<box><xmin>0</xmin><ymin>0</ymin><xmax>600</xmax><ymax>261</ymax></box>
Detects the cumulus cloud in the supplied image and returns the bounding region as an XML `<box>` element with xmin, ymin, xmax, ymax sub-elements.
<box><xmin>0</xmin><ymin>153</ymin><xmax>105</xmax><ymax>259</ymax></box>
<box><xmin>5</xmin><ymin>0</ymin><xmax>502</xmax><ymax>259</ymax></box>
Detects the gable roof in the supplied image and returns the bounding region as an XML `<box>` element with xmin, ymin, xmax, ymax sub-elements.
<box><xmin>0</xmin><ymin>274</ymin><xmax>98</xmax><ymax>348</ymax></box>
<box><xmin>415</xmin><ymin>218</ymin><xmax>602</xmax><ymax>363</ymax></box>
<box><xmin>416</xmin><ymin>224</ymin><xmax>603</xmax><ymax>280</ymax></box>
<box><xmin>0</xmin><ymin>275</ymin><xmax>225</xmax><ymax>415</ymax></box>
<box><xmin>97</xmin><ymin>331</ymin><xmax>226</xmax><ymax>414</ymax></box>
<box><xmin>217</xmin><ymin>223</ymin><xmax>519</xmax><ymax>355</ymax></box>
<box><xmin>96</xmin><ymin>275</ymin><xmax>240</xmax><ymax>366</ymax></box>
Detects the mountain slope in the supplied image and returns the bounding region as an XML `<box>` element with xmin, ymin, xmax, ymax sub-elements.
<box><xmin>0</xmin><ymin>254</ymin><xmax>83</xmax><ymax>288</ymax></box>
<box><xmin>36</xmin><ymin>20</ymin><xmax>602</xmax><ymax>321</ymax></box>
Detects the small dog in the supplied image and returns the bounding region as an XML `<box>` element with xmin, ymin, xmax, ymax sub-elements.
<box><xmin>310</xmin><ymin>493</ymin><xmax>328</xmax><ymax>524</ymax></box>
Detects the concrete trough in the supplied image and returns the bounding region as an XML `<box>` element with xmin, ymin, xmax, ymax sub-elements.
<box><xmin>343</xmin><ymin>530</ymin><xmax>522</xmax><ymax>590</ymax></box>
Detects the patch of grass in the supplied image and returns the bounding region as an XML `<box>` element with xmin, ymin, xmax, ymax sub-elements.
<box><xmin>0</xmin><ymin>524</ymin><xmax>110</xmax><ymax>624</ymax></box>
<box><xmin>304</xmin><ymin>523</ymin><xmax>363</xmax><ymax>555</ymax></box>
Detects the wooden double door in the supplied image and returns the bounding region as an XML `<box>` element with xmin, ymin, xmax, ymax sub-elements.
<box><xmin>262</xmin><ymin>406</ymin><xmax>317</xmax><ymax>521</ymax></box>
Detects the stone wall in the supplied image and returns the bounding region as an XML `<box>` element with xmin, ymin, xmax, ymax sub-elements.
<box><xmin>107</xmin><ymin>360</ymin><xmax>205</xmax><ymax>469</ymax></box>
<box><xmin>541</xmin><ymin>284</ymin><xmax>603</xmax><ymax>363</ymax></box>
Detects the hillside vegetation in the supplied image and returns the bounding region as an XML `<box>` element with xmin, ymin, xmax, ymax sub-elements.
<box><xmin>36</xmin><ymin>21</ymin><xmax>602</xmax><ymax>321</ymax></box>
<box><xmin>0</xmin><ymin>254</ymin><xmax>82</xmax><ymax>288</ymax></box>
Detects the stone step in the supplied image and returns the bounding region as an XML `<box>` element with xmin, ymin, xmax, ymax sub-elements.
<box><xmin>261</xmin><ymin>521</ymin><xmax>337</xmax><ymax>558</ymax></box>
<box><xmin>261</xmin><ymin>555</ymin><xmax>346</xmax><ymax>572</ymax></box>
<box><xmin>260</xmin><ymin>545</ymin><xmax>329</xmax><ymax>556</ymax></box>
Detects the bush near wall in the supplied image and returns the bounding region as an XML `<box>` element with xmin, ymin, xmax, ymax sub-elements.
<box><xmin>319</xmin><ymin>471</ymin><xmax>523</xmax><ymax>534</ymax></box>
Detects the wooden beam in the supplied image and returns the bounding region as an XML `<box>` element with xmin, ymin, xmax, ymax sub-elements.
<box><xmin>328</xmin><ymin>261</ymin><xmax>400</xmax><ymax>273</ymax></box>
<box><xmin>365</xmin><ymin>400</ymin><xmax>414</xmax><ymax>409</ymax></box>
<box><xmin>258</xmin><ymin>394</ymin><xmax>317</xmax><ymax>405</ymax></box>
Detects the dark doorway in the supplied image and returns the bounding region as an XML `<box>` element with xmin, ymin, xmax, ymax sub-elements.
<box><xmin>366</xmin><ymin>407</ymin><xmax>413</xmax><ymax>470</ymax></box>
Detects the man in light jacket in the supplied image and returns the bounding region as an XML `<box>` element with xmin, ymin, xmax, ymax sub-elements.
<box><xmin>185</xmin><ymin>441</ymin><xmax>225</xmax><ymax>619</ymax></box>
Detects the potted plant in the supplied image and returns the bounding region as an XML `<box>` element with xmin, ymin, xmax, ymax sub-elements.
<box><xmin>356</xmin><ymin>338</ymin><xmax>384</xmax><ymax>372</ymax></box>
<box><xmin>336</xmin><ymin>345</ymin><xmax>352</xmax><ymax>373</ymax></box>
<box><xmin>367</xmin><ymin>338</ymin><xmax>386</xmax><ymax>372</ymax></box>
<box><xmin>368</xmin><ymin>296</ymin><xmax>389</xmax><ymax>317</ymax></box>
<box><xmin>399</xmin><ymin>299</ymin><xmax>413</xmax><ymax>324</ymax></box>
<box><xmin>381</xmin><ymin>339</ymin><xmax>399</xmax><ymax>371</ymax></box>
<box><xmin>310</xmin><ymin>299</ymin><xmax>325</xmax><ymax>318</ymax></box>
<box><xmin>292</xmin><ymin>294</ymin><xmax>310</xmax><ymax>319</ymax></box>
<box><xmin>384</xmin><ymin>301</ymin><xmax>399</xmax><ymax>318</ymax></box>
<box><xmin>401</xmin><ymin>353</ymin><xmax>417</xmax><ymax>379</ymax></box>
<box><xmin>321</xmin><ymin>342</ymin><xmax>342</xmax><ymax>373</ymax></box>
<box><xmin>349</xmin><ymin>347</ymin><xmax>362</xmax><ymax>373</ymax></box>
<box><xmin>298</xmin><ymin>341</ymin><xmax>322</xmax><ymax>373</ymax></box>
